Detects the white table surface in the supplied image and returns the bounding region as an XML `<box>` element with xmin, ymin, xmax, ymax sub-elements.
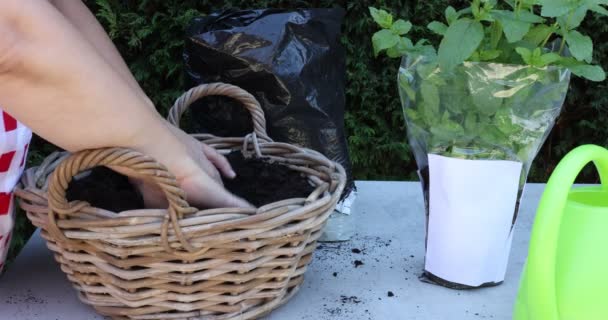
<box><xmin>0</xmin><ymin>181</ymin><xmax>546</xmax><ymax>320</ymax></box>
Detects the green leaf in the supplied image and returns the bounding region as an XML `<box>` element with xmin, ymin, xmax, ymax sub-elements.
<box><xmin>516</xmin><ymin>10</ymin><xmax>545</xmax><ymax>23</ymax></box>
<box><xmin>399</xmin><ymin>75</ymin><xmax>417</xmax><ymax>102</ymax></box>
<box><xmin>386</xmin><ymin>37</ymin><xmax>413</xmax><ymax>58</ymax></box>
<box><xmin>405</xmin><ymin>108</ymin><xmax>421</xmax><ymax>122</ymax></box>
<box><xmin>480</xmin><ymin>12</ymin><xmax>496</xmax><ymax>22</ymax></box>
<box><xmin>496</xmin><ymin>17</ymin><xmax>531</xmax><ymax>43</ymax></box>
<box><xmin>415</xmin><ymin>39</ymin><xmax>429</xmax><ymax>46</ymax></box>
<box><xmin>565</xmin><ymin>30</ymin><xmax>593</xmax><ymax>62</ymax></box>
<box><xmin>472</xmin><ymin>0</ymin><xmax>481</xmax><ymax>18</ymax></box>
<box><xmin>445</xmin><ymin>6</ymin><xmax>459</xmax><ymax>24</ymax></box>
<box><xmin>391</xmin><ymin>19</ymin><xmax>413</xmax><ymax>35</ymax></box>
<box><xmin>480</xmin><ymin>50</ymin><xmax>502</xmax><ymax>60</ymax></box>
<box><xmin>469</xmin><ymin>51</ymin><xmax>481</xmax><ymax>62</ymax></box>
<box><xmin>492</xmin><ymin>10</ymin><xmax>544</xmax><ymax>24</ymax></box>
<box><xmin>539</xmin><ymin>0</ymin><xmax>576</xmax><ymax>17</ymax></box>
<box><xmin>430</xmin><ymin>112</ymin><xmax>465</xmax><ymax>141</ymax></box>
<box><xmin>568</xmin><ymin>5</ymin><xmax>589</xmax><ymax>29</ymax></box>
<box><xmin>385</xmin><ymin>47</ymin><xmax>402</xmax><ymax>58</ymax></box>
<box><xmin>411</xmin><ymin>43</ymin><xmax>438</xmax><ymax>60</ymax></box>
<box><xmin>421</xmin><ymin>82</ymin><xmax>440</xmax><ymax>119</ymax></box>
<box><xmin>489</xmin><ymin>21</ymin><xmax>503</xmax><ymax>48</ymax></box>
<box><xmin>569</xmin><ymin>64</ymin><xmax>606</xmax><ymax>81</ymax></box>
<box><xmin>539</xmin><ymin>53</ymin><xmax>562</xmax><ymax>66</ymax></box>
<box><xmin>438</xmin><ymin>19</ymin><xmax>484</xmax><ymax>71</ymax></box>
<box><xmin>506</xmin><ymin>0</ymin><xmax>540</xmax><ymax>9</ymax></box>
<box><xmin>369</xmin><ymin>7</ymin><xmax>393</xmax><ymax>29</ymax></box>
<box><xmin>483</xmin><ymin>0</ymin><xmax>498</xmax><ymax>8</ymax></box>
<box><xmin>464</xmin><ymin>112</ymin><xmax>478</xmax><ymax>133</ymax></box>
<box><xmin>96</xmin><ymin>0</ymin><xmax>118</xmax><ymax>38</ymax></box>
<box><xmin>482</xmin><ymin>124</ymin><xmax>508</xmax><ymax>145</ymax></box>
<box><xmin>590</xmin><ymin>4</ymin><xmax>608</xmax><ymax>15</ymax></box>
<box><xmin>492</xmin><ymin>10</ymin><xmax>543</xmax><ymax>43</ymax></box>
<box><xmin>372</xmin><ymin>29</ymin><xmax>400</xmax><ymax>57</ymax></box>
<box><xmin>523</xmin><ymin>25</ymin><xmax>555</xmax><ymax>46</ymax></box>
<box><xmin>516</xmin><ymin>47</ymin><xmax>533</xmax><ymax>64</ymax></box>
<box><xmin>495</xmin><ymin>108</ymin><xmax>519</xmax><ymax>135</ymax></box>
<box><xmin>428</xmin><ymin>21</ymin><xmax>448</xmax><ymax>35</ymax></box>
<box><xmin>440</xmin><ymin>113</ymin><xmax>465</xmax><ymax>135</ymax></box>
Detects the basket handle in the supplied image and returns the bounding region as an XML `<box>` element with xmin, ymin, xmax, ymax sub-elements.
<box><xmin>46</xmin><ymin>148</ymin><xmax>205</xmax><ymax>256</ymax></box>
<box><xmin>167</xmin><ymin>82</ymin><xmax>270</xmax><ymax>140</ymax></box>
<box><xmin>524</xmin><ymin>144</ymin><xmax>608</xmax><ymax>319</ymax></box>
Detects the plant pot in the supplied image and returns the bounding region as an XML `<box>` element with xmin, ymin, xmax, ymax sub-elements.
<box><xmin>398</xmin><ymin>55</ymin><xmax>571</xmax><ymax>288</ymax></box>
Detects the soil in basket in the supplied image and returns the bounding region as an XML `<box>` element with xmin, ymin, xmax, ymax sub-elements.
<box><xmin>65</xmin><ymin>151</ymin><xmax>314</xmax><ymax>211</ymax></box>
<box><xmin>222</xmin><ymin>151</ymin><xmax>315</xmax><ymax>207</ymax></box>
<box><xmin>66</xmin><ymin>167</ymin><xmax>144</xmax><ymax>212</ymax></box>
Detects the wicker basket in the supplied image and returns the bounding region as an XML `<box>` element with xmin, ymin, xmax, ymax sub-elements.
<box><xmin>15</xmin><ymin>83</ymin><xmax>346</xmax><ymax>320</ymax></box>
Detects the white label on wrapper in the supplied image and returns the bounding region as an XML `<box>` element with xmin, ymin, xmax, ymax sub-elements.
<box><xmin>425</xmin><ymin>154</ymin><xmax>523</xmax><ymax>287</ymax></box>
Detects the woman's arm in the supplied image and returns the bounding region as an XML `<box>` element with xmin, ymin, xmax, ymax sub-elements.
<box><xmin>47</xmin><ymin>0</ymin><xmax>239</xmax><ymax>198</ymax></box>
<box><xmin>0</xmin><ymin>0</ymin><xmax>248</xmax><ymax>208</ymax></box>
<box><xmin>49</xmin><ymin>0</ymin><xmax>146</xmax><ymax>101</ymax></box>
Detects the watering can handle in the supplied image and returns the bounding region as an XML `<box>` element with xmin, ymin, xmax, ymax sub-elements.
<box><xmin>526</xmin><ymin>144</ymin><xmax>608</xmax><ymax>319</ymax></box>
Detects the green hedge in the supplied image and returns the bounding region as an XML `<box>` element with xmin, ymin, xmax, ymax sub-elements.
<box><xmin>7</xmin><ymin>0</ymin><xmax>608</xmax><ymax>263</ymax></box>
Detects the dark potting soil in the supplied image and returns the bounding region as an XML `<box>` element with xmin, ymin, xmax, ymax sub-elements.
<box><xmin>66</xmin><ymin>167</ymin><xmax>144</xmax><ymax>212</ymax></box>
<box><xmin>222</xmin><ymin>151</ymin><xmax>315</xmax><ymax>207</ymax></box>
<box><xmin>64</xmin><ymin>151</ymin><xmax>314</xmax><ymax>212</ymax></box>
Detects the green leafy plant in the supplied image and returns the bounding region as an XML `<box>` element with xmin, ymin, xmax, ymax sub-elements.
<box><xmin>371</xmin><ymin>0</ymin><xmax>606</xmax><ymax>80</ymax></box>
<box><xmin>369</xmin><ymin>0</ymin><xmax>606</xmax><ymax>164</ymax></box>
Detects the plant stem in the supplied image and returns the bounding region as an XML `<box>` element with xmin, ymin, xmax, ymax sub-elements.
<box><xmin>541</xmin><ymin>22</ymin><xmax>559</xmax><ymax>48</ymax></box>
<box><xmin>516</xmin><ymin>0</ymin><xmax>522</xmax><ymax>15</ymax></box>
<box><xmin>559</xmin><ymin>37</ymin><xmax>566</xmax><ymax>55</ymax></box>
<box><xmin>558</xmin><ymin>11</ymin><xmax>575</xmax><ymax>55</ymax></box>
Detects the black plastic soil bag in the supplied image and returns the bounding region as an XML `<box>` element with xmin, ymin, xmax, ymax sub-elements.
<box><xmin>183</xmin><ymin>8</ymin><xmax>354</xmax><ymax>196</ymax></box>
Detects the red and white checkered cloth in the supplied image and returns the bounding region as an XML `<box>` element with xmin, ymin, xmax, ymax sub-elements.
<box><xmin>0</xmin><ymin>110</ymin><xmax>32</xmax><ymax>272</ymax></box>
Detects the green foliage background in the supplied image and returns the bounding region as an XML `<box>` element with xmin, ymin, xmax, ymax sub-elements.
<box><xmin>7</xmin><ymin>0</ymin><xmax>608</xmax><ymax>264</ymax></box>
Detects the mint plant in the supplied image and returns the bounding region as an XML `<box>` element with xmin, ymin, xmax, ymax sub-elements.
<box><xmin>369</xmin><ymin>0</ymin><xmax>606</xmax><ymax>164</ymax></box>
<box><xmin>370</xmin><ymin>0</ymin><xmax>606</xmax><ymax>80</ymax></box>
<box><xmin>370</xmin><ymin>0</ymin><xmax>607</xmax><ymax>290</ymax></box>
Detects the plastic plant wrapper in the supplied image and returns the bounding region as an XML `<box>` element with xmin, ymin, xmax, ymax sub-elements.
<box><xmin>399</xmin><ymin>54</ymin><xmax>571</xmax><ymax>288</ymax></box>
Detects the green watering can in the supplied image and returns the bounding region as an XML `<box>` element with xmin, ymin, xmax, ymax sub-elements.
<box><xmin>514</xmin><ymin>144</ymin><xmax>608</xmax><ymax>320</ymax></box>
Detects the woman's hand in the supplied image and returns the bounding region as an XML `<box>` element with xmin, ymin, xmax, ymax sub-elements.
<box><xmin>125</xmin><ymin>124</ymin><xmax>251</xmax><ymax>209</ymax></box>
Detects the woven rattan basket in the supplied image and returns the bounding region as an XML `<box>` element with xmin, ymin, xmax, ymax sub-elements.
<box><xmin>15</xmin><ymin>83</ymin><xmax>346</xmax><ymax>320</ymax></box>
